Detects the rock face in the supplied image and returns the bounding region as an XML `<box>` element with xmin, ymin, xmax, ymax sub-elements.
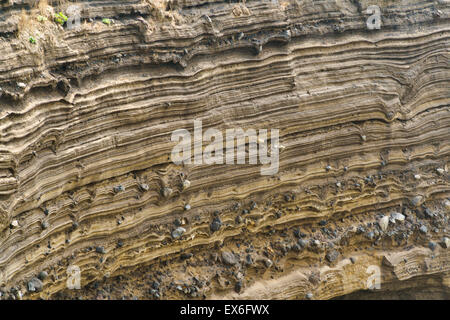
<box><xmin>0</xmin><ymin>0</ymin><xmax>449</xmax><ymax>300</ymax></box>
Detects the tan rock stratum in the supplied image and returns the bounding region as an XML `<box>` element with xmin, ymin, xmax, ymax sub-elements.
<box><xmin>0</xmin><ymin>0</ymin><xmax>449</xmax><ymax>299</ymax></box>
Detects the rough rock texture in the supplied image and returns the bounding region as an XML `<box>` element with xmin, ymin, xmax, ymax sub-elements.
<box><xmin>0</xmin><ymin>0</ymin><xmax>449</xmax><ymax>299</ymax></box>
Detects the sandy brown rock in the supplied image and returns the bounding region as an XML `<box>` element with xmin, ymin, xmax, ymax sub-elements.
<box><xmin>0</xmin><ymin>0</ymin><xmax>449</xmax><ymax>300</ymax></box>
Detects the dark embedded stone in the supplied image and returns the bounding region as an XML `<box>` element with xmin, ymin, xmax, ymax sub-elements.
<box><xmin>366</xmin><ymin>231</ymin><xmax>375</xmax><ymax>240</ymax></box>
<box><xmin>41</xmin><ymin>221</ymin><xmax>49</xmax><ymax>230</ymax></box>
<box><xmin>181</xmin><ymin>253</ymin><xmax>193</xmax><ymax>260</ymax></box>
<box><xmin>356</xmin><ymin>226</ymin><xmax>365</xmax><ymax>234</ymax></box>
<box><xmin>210</xmin><ymin>217</ymin><xmax>222</xmax><ymax>232</ymax></box>
<box><xmin>96</xmin><ymin>246</ymin><xmax>106</xmax><ymax>254</ymax></box>
<box><xmin>27</xmin><ymin>278</ymin><xmax>43</xmax><ymax>293</ymax></box>
<box><xmin>38</xmin><ymin>271</ymin><xmax>48</xmax><ymax>281</ymax></box>
<box><xmin>319</xmin><ymin>220</ymin><xmax>327</xmax><ymax>226</ymax></box>
<box><xmin>326</xmin><ymin>250</ymin><xmax>339</xmax><ymax>263</ymax></box>
<box><xmin>152</xmin><ymin>281</ymin><xmax>160</xmax><ymax>290</ymax></box>
<box><xmin>113</xmin><ymin>185</ymin><xmax>124</xmax><ymax>193</ymax></box>
<box><xmin>234</xmin><ymin>281</ymin><xmax>242</xmax><ymax>293</ymax></box>
<box><xmin>429</xmin><ymin>241</ymin><xmax>437</xmax><ymax>251</ymax></box>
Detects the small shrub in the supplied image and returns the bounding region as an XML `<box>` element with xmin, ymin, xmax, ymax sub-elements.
<box><xmin>29</xmin><ymin>36</ymin><xmax>36</xmax><ymax>44</ymax></box>
<box><xmin>54</xmin><ymin>12</ymin><xmax>68</xmax><ymax>25</ymax></box>
<box><xmin>102</xmin><ymin>18</ymin><xmax>112</xmax><ymax>25</ymax></box>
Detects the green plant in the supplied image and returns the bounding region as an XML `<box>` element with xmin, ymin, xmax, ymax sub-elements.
<box><xmin>102</xmin><ymin>18</ymin><xmax>111</xmax><ymax>25</ymax></box>
<box><xmin>37</xmin><ymin>15</ymin><xmax>47</xmax><ymax>22</ymax></box>
<box><xmin>29</xmin><ymin>36</ymin><xmax>36</xmax><ymax>44</ymax></box>
<box><xmin>54</xmin><ymin>12</ymin><xmax>68</xmax><ymax>25</ymax></box>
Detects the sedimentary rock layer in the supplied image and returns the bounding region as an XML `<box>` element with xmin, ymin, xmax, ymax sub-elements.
<box><xmin>0</xmin><ymin>0</ymin><xmax>449</xmax><ymax>299</ymax></box>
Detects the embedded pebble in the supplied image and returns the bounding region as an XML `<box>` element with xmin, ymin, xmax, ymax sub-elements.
<box><xmin>298</xmin><ymin>239</ymin><xmax>308</xmax><ymax>248</ymax></box>
<box><xmin>419</xmin><ymin>225</ymin><xmax>428</xmax><ymax>234</ymax></box>
<box><xmin>161</xmin><ymin>187</ymin><xmax>172</xmax><ymax>198</ymax></box>
<box><xmin>325</xmin><ymin>250</ymin><xmax>339</xmax><ymax>263</ymax></box>
<box><xmin>411</xmin><ymin>196</ymin><xmax>423</xmax><ymax>207</ymax></box>
<box><xmin>221</xmin><ymin>251</ymin><xmax>238</xmax><ymax>265</ymax></box>
<box><xmin>441</xmin><ymin>237</ymin><xmax>450</xmax><ymax>249</ymax></box>
<box><xmin>96</xmin><ymin>246</ymin><xmax>106</xmax><ymax>254</ymax></box>
<box><xmin>444</xmin><ymin>200</ymin><xmax>450</xmax><ymax>210</ymax></box>
<box><xmin>390</xmin><ymin>212</ymin><xmax>405</xmax><ymax>222</ymax></box>
<box><xmin>378</xmin><ymin>216</ymin><xmax>389</xmax><ymax>232</ymax></box>
<box><xmin>172</xmin><ymin>227</ymin><xmax>186</xmax><ymax>239</ymax></box>
<box><xmin>366</xmin><ymin>231</ymin><xmax>375</xmax><ymax>240</ymax></box>
<box><xmin>10</xmin><ymin>220</ymin><xmax>19</xmax><ymax>229</ymax></box>
<box><xmin>245</xmin><ymin>254</ymin><xmax>254</xmax><ymax>266</ymax></box>
<box><xmin>264</xmin><ymin>259</ymin><xmax>273</xmax><ymax>268</ymax></box>
<box><xmin>41</xmin><ymin>221</ymin><xmax>49</xmax><ymax>230</ymax></box>
<box><xmin>181</xmin><ymin>253</ymin><xmax>193</xmax><ymax>260</ymax></box>
<box><xmin>27</xmin><ymin>278</ymin><xmax>43</xmax><ymax>293</ymax></box>
<box><xmin>38</xmin><ymin>271</ymin><xmax>48</xmax><ymax>281</ymax></box>
<box><xmin>234</xmin><ymin>281</ymin><xmax>242</xmax><ymax>293</ymax></box>
<box><xmin>113</xmin><ymin>185</ymin><xmax>124</xmax><ymax>193</ymax></box>
<box><xmin>182</xmin><ymin>180</ymin><xmax>191</xmax><ymax>190</ymax></box>
<box><xmin>428</xmin><ymin>241</ymin><xmax>437</xmax><ymax>251</ymax></box>
<box><xmin>311</xmin><ymin>239</ymin><xmax>321</xmax><ymax>247</ymax></box>
<box><xmin>210</xmin><ymin>217</ymin><xmax>222</xmax><ymax>232</ymax></box>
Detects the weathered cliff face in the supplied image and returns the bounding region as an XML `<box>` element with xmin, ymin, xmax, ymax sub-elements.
<box><xmin>0</xmin><ymin>0</ymin><xmax>449</xmax><ymax>300</ymax></box>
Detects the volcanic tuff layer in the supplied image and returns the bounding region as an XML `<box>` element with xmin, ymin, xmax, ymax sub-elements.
<box><xmin>0</xmin><ymin>0</ymin><xmax>449</xmax><ymax>299</ymax></box>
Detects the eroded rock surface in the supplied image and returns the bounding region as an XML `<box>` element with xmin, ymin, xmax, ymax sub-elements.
<box><xmin>0</xmin><ymin>0</ymin><xmax>449</xmax><ymax>300</ymax></box>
